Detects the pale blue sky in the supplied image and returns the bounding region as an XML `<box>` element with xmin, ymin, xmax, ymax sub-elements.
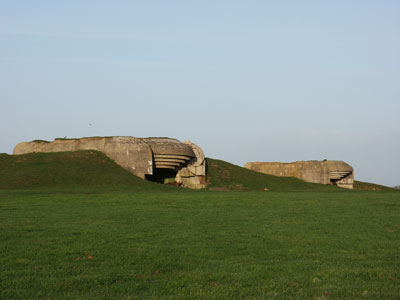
<box><xmin>1</xmin><ymin>1</ymin><xmax>399</xmax><ymax>186</ymax></box>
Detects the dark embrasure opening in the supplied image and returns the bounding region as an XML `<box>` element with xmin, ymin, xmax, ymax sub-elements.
<box><xmin>145</xmin><ymin>168</ymin><xmax>177</xmax><ymax>184</ymax></box>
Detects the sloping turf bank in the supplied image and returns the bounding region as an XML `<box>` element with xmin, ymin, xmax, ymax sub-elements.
<box><xmin>206</xmin><ymin>158</ymin><xmax>340</xmax><ymax>192</ymax></box>
<box><xmin>0</xmin><ymin>151</ymin><xmax>169</xmax><ymax>190</ymax></box>
<box><xmin>353</xmin><ymin>180</ymin><xmax>395</xmax><ymax>191</ymax></box>
<box><xmin>1</xmin><ymin>151</ymin><xmax>394</xmax><ymax>191</ymax></box>
<box><xmin>1</xmin><ymin>152</ymin><xmax>339</xmax><ymax>192</ymax></box>
<box><xmin>206</xmin><ymin>158</ymin><xmax>397</xmax><ymax>192</ymax></box>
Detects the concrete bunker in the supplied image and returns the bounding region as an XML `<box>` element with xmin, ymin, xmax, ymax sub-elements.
<box><xmin>13</xmin><ymin>136</ymin><xmax>207</xmax><ymax>189</ymax></box>
<box><xmin>244</xmin><ymin>160</ymin><xmax>354</xmax><ymax>189</ymax></box>
<box><xmin>142</xmin><ymin>138</ymin><xmax>200</xmax><ymax>186</ymax></box>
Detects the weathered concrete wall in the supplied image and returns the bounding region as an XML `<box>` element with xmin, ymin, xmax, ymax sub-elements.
<box><xmin>144</xmin><ymin>138</ymin><xmax>195</xmax><ymax>157</ymax></box>
<box><xmin>13</xmin><ymin>136</ymin><xmax>208</xmax><ymax>189</ymax></box>
<box><xmin>244</xmin><ymin>160</ymin><xmax>354</xmax><ymax>189</ymax></box>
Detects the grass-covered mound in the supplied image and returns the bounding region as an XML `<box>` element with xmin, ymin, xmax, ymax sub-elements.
<box><xmin>206</xmin><ymin>158</ymin><xmax>340</xmax><ymax>192</ymax></box>
<box><xmin>0</xmin><ymin>151</ymin><xmax>170</xmax><ymax>190</ymax></box>
<box><xmin>2</xmin><ymin>152</ymin><xmax>340</xmax><ymax>192</ymax></box>
<box><xmin>354</xmin><ymin>180</ymin><xmax>396</xmax><ymax>191</ymax></box>
<box><xmin>1</xmin><ymin>151</ymin><xmax>394</xmax><ymax>192</ymax></box>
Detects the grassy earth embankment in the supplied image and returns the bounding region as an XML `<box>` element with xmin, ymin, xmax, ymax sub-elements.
<box><xmin>0</xmin><ymin>151</ymin><xmax>170</xmax><ymax>191</ymax></box>
<box><xmin>353</xmin><ymin>180</ymin><xmax>395</xmax><ymax>191</ymax></box>
<box><xmin>206</xmin><ymin>158</ymin><xmax>341</xmax><ymax>191</ymax></box>
<box><xmin>1</xmin><ymin>151</ymin><xmax>394</xmax><ymax>192</ymax></box>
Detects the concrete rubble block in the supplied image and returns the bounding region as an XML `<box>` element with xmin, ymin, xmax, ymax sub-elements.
<box><xmin>180</xmin><ymin>176</ymin><xmax>206</xmax><ymax>189</ymax></box>
<box><xmin>177</xmin><ymin>168</ymin><xmax>193</xmax><ymax>178</ymax></box>
<box><xmin>176</xmin><ymin>141</ymin><xmax>207</xmax><ymax>189</ymax></box>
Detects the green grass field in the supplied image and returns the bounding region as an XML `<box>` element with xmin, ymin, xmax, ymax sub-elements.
<box><xmin>1</xmin><ymin>152</ymin><xmax>399</xmax><ymax>299</ymax></box>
